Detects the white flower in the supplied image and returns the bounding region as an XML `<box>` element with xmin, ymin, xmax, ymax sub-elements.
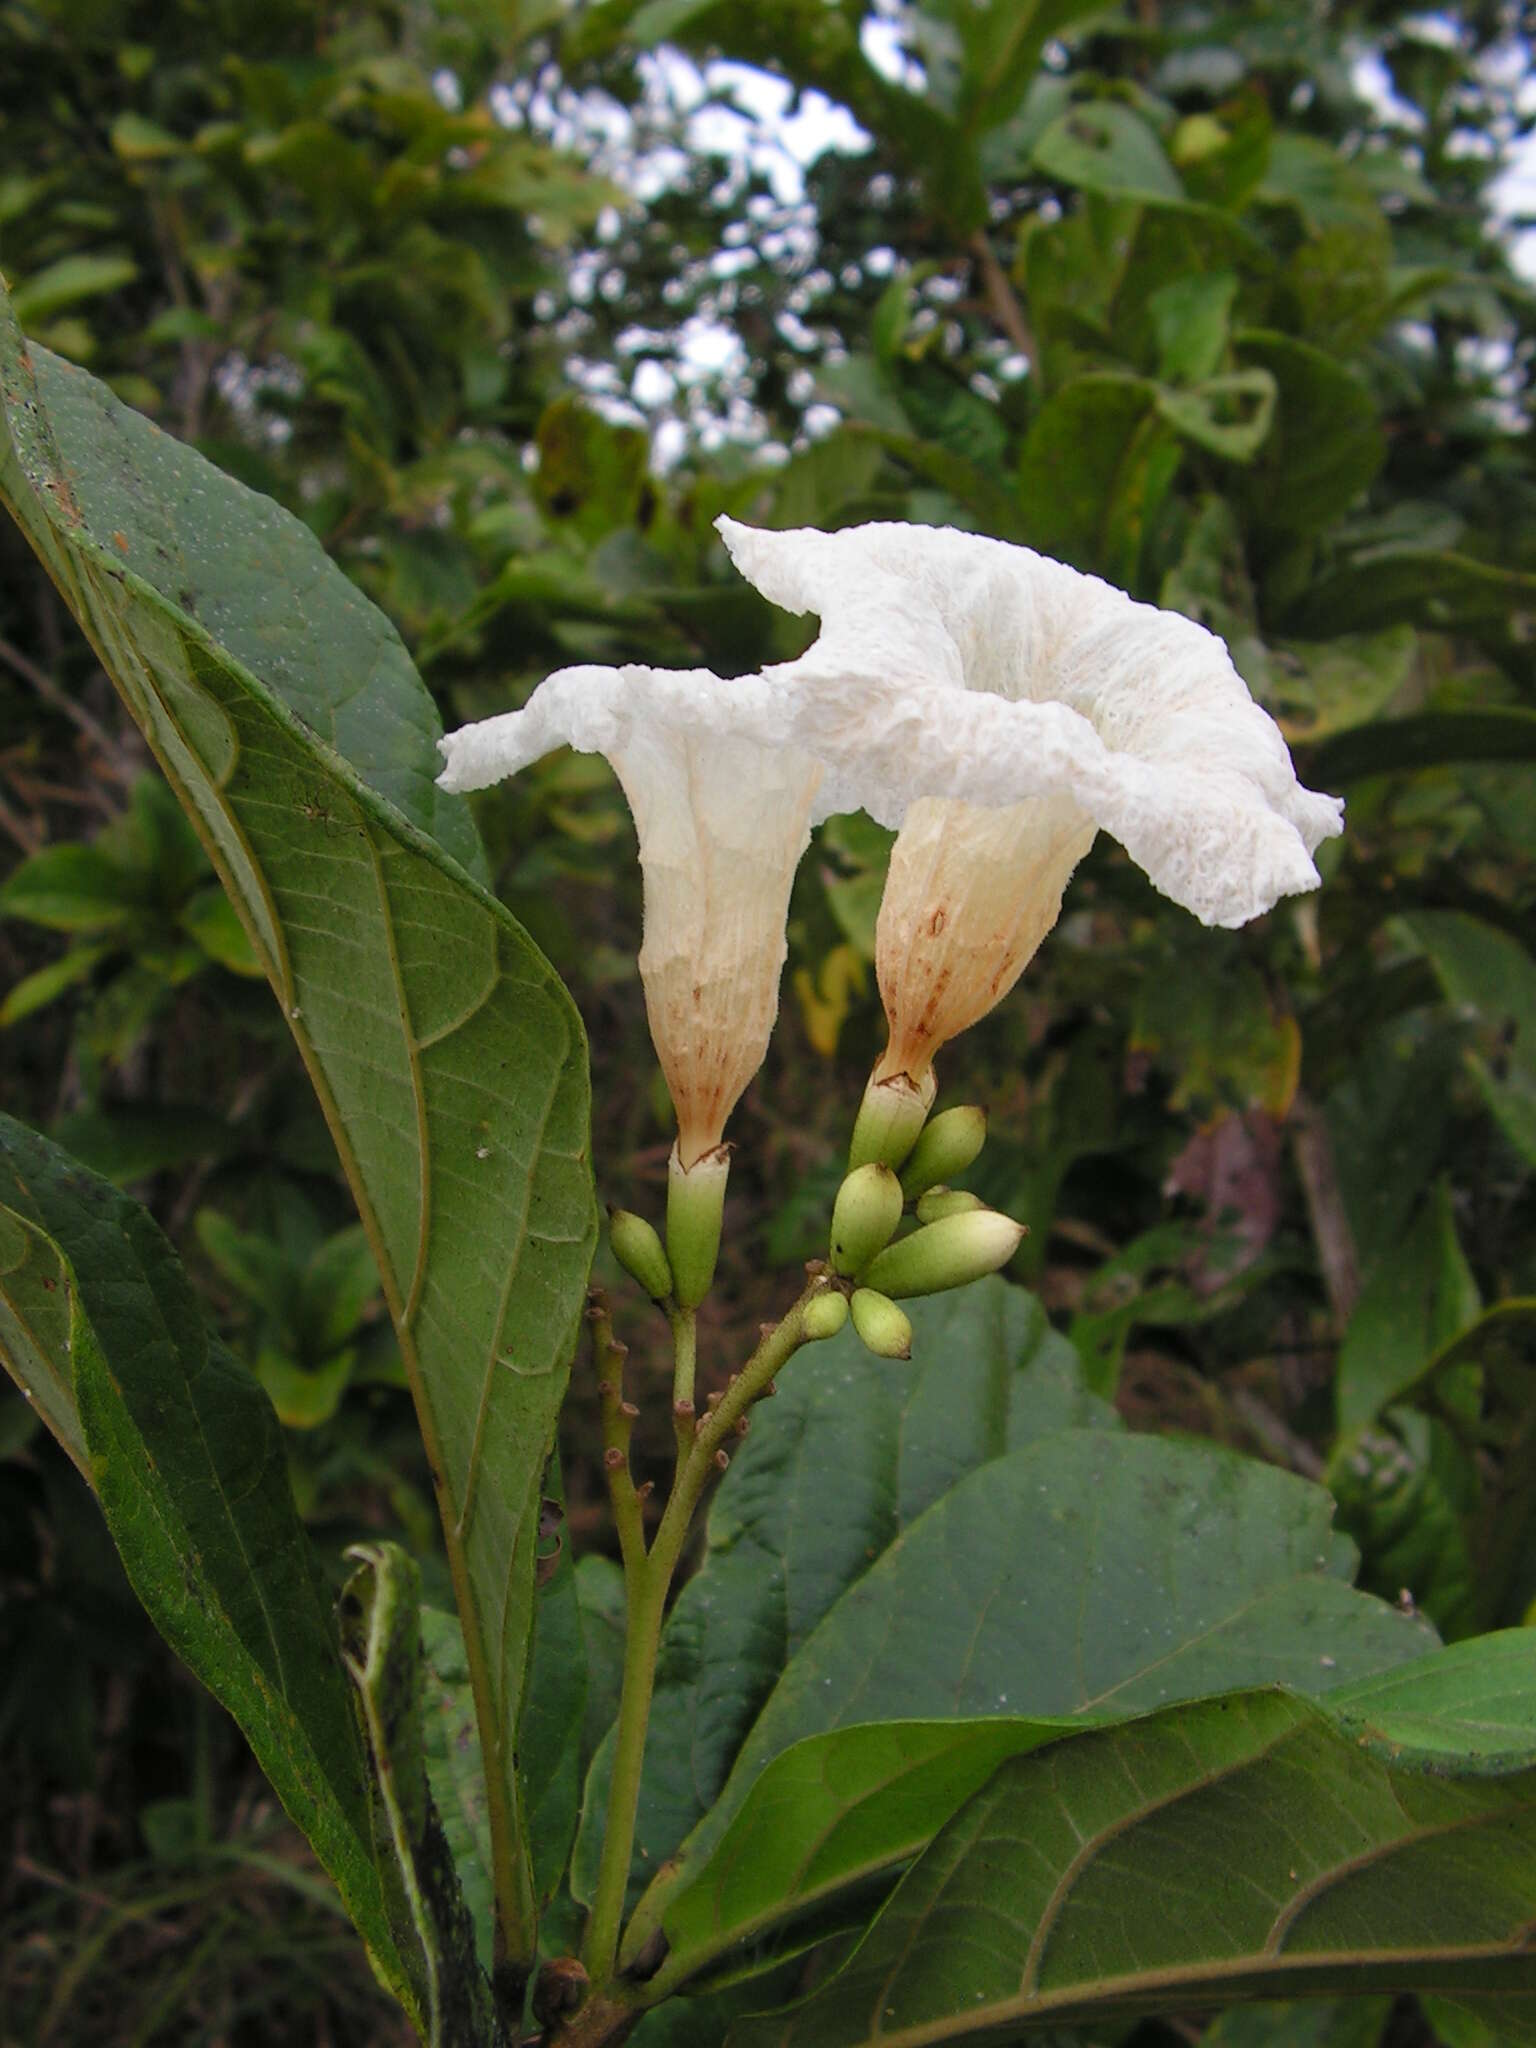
<box><xmin>715</xmin><ymin>517</ymin><xmax>1343</xmax><ymax>1081</ymax></box>
<box><xmin>437</xmin><ymin>519</ymin><xmax>1342</xmax><ymax>1142</ymax></box>
<box><xmin>437</xmin><ymin>665</ymin><xmax>823</xmax><ymax>1168</ymax></box>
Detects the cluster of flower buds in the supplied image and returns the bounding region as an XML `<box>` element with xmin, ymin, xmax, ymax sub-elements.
<box><xmin>826</xmin><ymin>1095</ymin><xmax>1023</xmax><ymax>1360</ymax></box>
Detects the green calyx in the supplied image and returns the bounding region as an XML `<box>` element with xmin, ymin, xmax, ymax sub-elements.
<box><xmin>609</xmin><ymin>1209</ymin><xmax>673</xmax><ymax>1302</ymax></box>
<box><xmin>899</xmin><ymin>1105</ymin><xmax>987</xmax><ymax>1200</ymax></box>
<box><xmin>666</xmin><ymin>1145</ymin><xmax>729</xmax><ymax>1310</ymax></box>
<box><xmin>861</xmin><ymin>1208</ymin><xmax>1025</xmax><ymax>1299</ymax></box>
<box><xmin>829</xmin><ymin>1162</ymin><xmax>904</xmax><ymax>1278</ymax></box>
<box><xmin>849</xmin><ymin>1287</ymin><xmax>912</xmax><ymax>1359</ymax></box>
<box><xmin>847</xmin><ymin>1066</ymin><xmax>937</xmax><ymax>1172</ymax></box>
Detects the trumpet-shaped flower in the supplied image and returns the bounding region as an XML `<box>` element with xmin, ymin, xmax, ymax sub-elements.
<box><xmin>437</xmin><ymin>518</ymin><xmax>1341</xmax><ymax>1155</ymax></box>
<box><xmin>437</xmin><ymin>666</ymin><xmax>823</xmax><ymax>1168</ymax></box>
<box><xmin>715</xmin><ymin>517</ymin><xmax>1343</xmax><ymax>1082</ymax></box>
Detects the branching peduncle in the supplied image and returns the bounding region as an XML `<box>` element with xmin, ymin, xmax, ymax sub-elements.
<box><xmin>576</xmin><ymin>1274</ymin><xmax>832</xmax><ymax>2001</ymax></box>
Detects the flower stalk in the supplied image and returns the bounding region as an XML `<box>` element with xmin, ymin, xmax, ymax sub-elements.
<box><xmin>578</xmin><ymin>1276</ymin><xmax>833</xmax><ymax>1996</ymax></box>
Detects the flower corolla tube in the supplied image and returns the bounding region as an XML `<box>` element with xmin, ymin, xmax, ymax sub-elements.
<box><xmin>714</xmin><ymin>518</ymin><xmax>1344</xmax><ymax>1085</ymax></box>
<box><xmin>437</xmin><ymin>518</ymin><xmax>1342</xmax><ymax>1151</ymax></box>
<box><xmin>437</xmin><ymin>666</ymin><xmax>824</xmax><ymax>1170</ymax></box>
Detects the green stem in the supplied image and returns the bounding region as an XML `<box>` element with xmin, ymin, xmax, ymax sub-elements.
<box><xmin>669</xmin><ymin>1306</ymin><xmax>697</xmax><ymax>1411</ymax></box>
<box><xmin>580</xmin><ymin>1543</ymin><xmax>670</xmax><ymax>1989</ymax></box>
<box><xmin>580</xmin><ymin>1280</ymin><xmax>829</xmax><ymax>1994</ymax></box>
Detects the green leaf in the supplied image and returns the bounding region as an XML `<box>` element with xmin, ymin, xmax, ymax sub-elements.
<box><xmin>947</xmin><ymin>0</ymin><xmax>1109</xmax><ymax>136</ymax></box>
<box><xmin>1304</xmin><ymin>710</ymin><xmax>1536</xmax><ymax>786</ymax></box>
<box><xmin>1200</xmin><ymin>2002</ymin><xmax>1391</xmax><ymax>2048</ymax></box>
<box><xmin>1156</xmin><ymin>369</ymin><xmax>1277</xmax><ymax>460</ymax></box>
<box><xmin>576</xmin><ymin>1554</ymin><xmax>627</xmax><ymax>1775</ymax></box>
<box><xmin>649</xmin><ymin>1719</ymin><xmax>1070</xmax><ymax>1993</ymax></box>
<box><xmin>1234</xmin><ymin>330</ymin><xmax>1384</xmax><ymax>537</ymax></box>
<box><xmin>1148</xmin><ymin>271</ymin><xmax>1239</xmax><ymax>382</ymax></box>
<box><xmin>1263</xmin><ymin>627</ymin><xmax>1416</xmax><ymax>744</ymax></box>
<box><xmin>110</xmin><ymin>113</ymin><xmax>183</xmax><ymax>161</ymax></box>
<box><xmin>842</xmin><ymin>421</ymin><xmax>1023</xmax><ymax>541</ymax></box>
<box><xmin>648</xmin><ymin>1428</ymin><xmax>1432</xmax><ymax>1950</ymax></box>
<box><xmin>179</xmin><ymin>883</ymin><xmax>263</xmax><ymax>974</ymax></box>
<box><xmin>534</xmin><ymin>395</ymin><xmax>650</xmax><ymax>542</ymax></box>
<box><xmin>422</xmin><ymin>1606</ymin><xmax>497</xmax><ymax>1976</ymax></box>
<box><xmin>255</xmin><ymin>1345</ymin><xmax>355</xmax><ymax>1429</ymax></box>
<box><xmin>0</xmin><ymin>1113</ymin><xmax>428</xmax><ymax>2026</ymax></box>
<box><xmin>0</xmin><ymin>1179</ymin><xmax>88</xmax><ymax>1477</ymax></box>
<box><xmin>1284</xmin><ymin>553</ymin><xmax>1536</xmax><ymax>642</ymax></box>
<box><xmin>1260</xmin><ymin>133</ymin><xmax>1389</xmax><ymax>234</ymax></box>
<box><xmin>0</xmin><ymin>295</ymin><xmax>598</xmax><ymax>1965</ymax></box>
<box><xmin>9</xmin><ymin>252</ymin><xmax>138</xmax><ymax>327</ymax></box>
<box><xmin>1401</xmin><ymin>914</ymin><xmax>1536</xmax><ymax>1166</ymax></box>
<box><xmin>1329</xmin><ymin>1409</ymin><xmax>1481</xmax><ymax>1642</ymax></box>
<box><xmin>0</xmin><ymin>305</ymin><xmax>482</xmax><ymax>879</ymax></box>
<box><xmin>1032</xmin><ymin>103</ymin><xmax>1185</xmax><ymax>204</ymax></box>
<box><xmin>1326</xmin><ymin>1631</ymin><xmax>1536</xmax><ymax>1770</ymax></box>
<box><xmin>0</xmin><ymin>941</ymin><xmax>114</xmax><ymax>1026</ymax></box>
<box><xmin>1336</xmin><ymin>1179</ymin><xmax>1481</xmax><ymax>1434</ymax></box>
<box><xmin>48</xmin><ymin>1104</ymin><xmax>237</xmax><ymax>1183</ymax></box>
<box><xmin>659</xmin><ymin>1624</ymin><xmax>1536</xmax><ymax>1993</ymax></box>
<box><xmin>338</xmin><ymin>1542</ymin><xmax>507</xmax><ymax>2047</ymax></box>
<box><xmin>0</xmin><ymin>842</ymin><xmax>145</xmax><ymax>932</ymax></box>
<box><xmin>1016</xmin><ymin>373</ymin><xmax>1180</xmax><ymax>583</ymax></box>
<box><xmin>196</xmin><ymin>1207</ymin><xmax>295</xmax><ymax>1317</ymax></box>
<box><xmin>300</xmin><ymin>1225</ymin><xmax>384</xmax><ymax>1357</ymax></box>
<box><xmin>572</xmin><ymin>1281</ymin><xmax>1105</xmax><ymax>1913</ymax></box>
<box><xmin>732</xmin><ymin>1646</ymin><xmax>1536</xmax><ymax>2048</ymax></box>
<box><xmin>520</xmin><ymin>1465</ymin><xmax>588</xmax><ymax>1909</ymax></box>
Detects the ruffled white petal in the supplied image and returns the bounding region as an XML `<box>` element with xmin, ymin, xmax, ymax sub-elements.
<box><xmin>716</xmin><ymin>517</ymin><xmax>1342</xmax><ymax>930</ymax></box>
<box><xmin>439</xmin><ymin>665</ymin><xmax>822</xmax><ymax>1165</ymax></box>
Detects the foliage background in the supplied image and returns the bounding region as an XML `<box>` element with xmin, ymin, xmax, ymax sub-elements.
<box><xmin>0</xmin><ymin>0</ymin><xmax>1532</xmax><ymax>2041</ymax></box>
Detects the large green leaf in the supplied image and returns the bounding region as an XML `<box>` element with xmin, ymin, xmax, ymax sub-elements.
<box><xmin>627</xmin><ymin>1428</ymin><xmax>1433</xmax><ymax>1985</ymax></box>
<box><xmin>733</xmin><ymin>1637</ymin><xmax>1536</xmax><ymax>2048</ymax></box>
<box><xmin>572</xmin><ymin>1281</ymin><xmax>1107</xmax><ymax>1913</ymax></box>
<box><xmin>653</xmin><ymin>1630</ymin><xmax>1536</xmax><ymax>1997</ymax></box>
<box><xmin>0</xmin><ymin>294</ymin><xmax>598</xmax><ymax>1959</ymax></box>
<box><xmin>0</xmin><ymin>1113</ymin><xmax>427</xmax><ymax>2026</ymax></box>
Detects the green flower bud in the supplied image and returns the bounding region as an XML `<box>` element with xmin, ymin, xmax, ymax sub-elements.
<box><xmin>829</xmin><ymin>1162</ymin><xmax>904</xmax><ymax>1278</ymax></box>
<box><xmin>862</xmin><ymin>1209</ymin><xmax>1025</xmax><ymax>1299</ymax></box>
<box><xmin>914</xmin><ymin>1186</ymin><xmax>986</xmax><ymax>1224</ymax></box>
<box><xmin>666</xmin><ymin>1144</ymin><xmax>729</xmax><ymax>1310</ymax></box>
<box><xmin>849</xmin><ymin>1287</ymin><xmax>912</xmax><ymax>1359</ymax></box>
<box><xmin>900</xmin><ymin>1105</ymin><xmax>987</xmax><ymax>1200</ymax></box>
<box><xmin>847</xmin><ymin>1066</ymin><xmax>937</xmax><ymax>1172</ymax></box>
<box><xmin>802</xmin><ymin>1290</ymin><xmax>850</xmax><ymax>1342</ymax></box>
<box><xmin>609</xmin><ymin>1209</ymin><xmax>673</xmax><ymax>1301</ymax></box>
